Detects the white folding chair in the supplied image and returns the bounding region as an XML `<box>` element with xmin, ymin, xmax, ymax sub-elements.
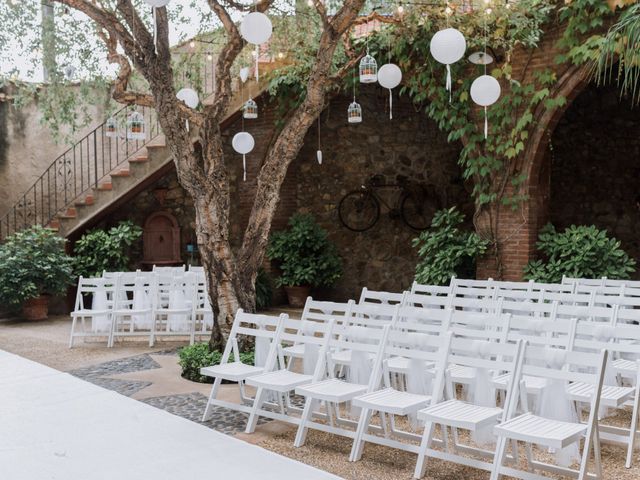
<box><xmin>201</xmin><ymin>310</ymin><xmax>287</xmax><ymax>421</ymax></box>
<box><xmin>109</xmin><ymin>274</ymin><xmax>156</xmax><ymax>347</ymax></box>
<box><xmin>192</xmin><ymin>273</ymin><xmax>214</xmax><ymax>341</ymax></box>
<box><xmin>414</xmin><ymin>337</ymin><xmax>526</xmax><ymax>478</ymax></box>
<box><xmin>69</xmin><ymin>276</ymin><xmax>115</xmax><ymax>348</ymax></box>
<box><xmin>152</xmin><ymin>264</ymin><xmax>186</xmax><ymax>275</ymax></box>
<box><xmin>358</xmin><ymin>287</ymin><xmax>406</xmax><ymax>306</ymax></box>
<box><xmin>491</xmin><ymin>346</ymin><xmax>608</xmax><ymax>480</ymax></box>
<box><xmin>150</xmin><ymin>273</ymin><xmax>195</xmax><ymax>346</ymax></box>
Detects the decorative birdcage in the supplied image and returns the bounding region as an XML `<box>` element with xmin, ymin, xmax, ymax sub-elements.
<box><xmin>347</xmin><ymin>101</ymin><xmax>362</xmax><ymax>124</ymax></box>
<box><xmin>126</xmin><ymin>111</ymin><xmax>146</xmax><ymax>140</ymax></box>
<box><xmin>243</xmin><ymin>98</ymin><xmax>258</xmax><ymax>119</ymax></box>
<box><xmin>105</xmin><ymin>117</ymin><xmax>118</xmax><ymax>138</ymax></box>
<box><xmin>359</xmin><ymin>54</ymin><xmax>378</xmax><ymax>83</ymax></box>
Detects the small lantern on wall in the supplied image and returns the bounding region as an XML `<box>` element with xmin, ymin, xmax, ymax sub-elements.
<box><xmin>347</xmin><ymin>101</ymin><xmax>362</xmax><ymax>124</ymax></box>
<box><xmin>126</xmin><ymin>111</ymin><xmax>146</xmax><ymax>140</ymax></box>
<box><xmin>359</xmin><ymin>53</ymin><xmax>378</xmax><ymax>83</ymax></box>
<box><xmin>243</xmin><ymin>98</ymin><xmax>258</xmax><ymax>119</ymax></box>
<box><xmin>105</xmin><ymin>117</ymin><xmax>117</xmax><ymax>138</ymax></box>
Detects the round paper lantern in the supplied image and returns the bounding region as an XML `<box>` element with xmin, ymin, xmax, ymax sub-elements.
<box><xmin>470</xmin><ymin>75</ymin><xmax>501</xmax><ymax>107</ymax></box>
<box><xmin>430</xmin><ymin>28</ymin><xmax>466</xmax><ymax>65</ymax></box>
<box><xmin>240</xmin><ymin>12</ymin><xmax>272</xmax><ymax>45</ymax></box>
<box><xmin>239</xmin><ymin>67</ymin><xmax>250</xmax><ymax>83</ymax></box>
<box><xmin>377</xmin><ymin>64</ymin><xmax>402</xmax><ymax>89</ymax></box>
<box><xmin>176</xmin><ymin>88</ymin><xmax>199</xmax><ymax>109</ymax></box>
<box><xmin>145</xmin><ymin>0</ymin><xmax>170</xmax><ymax>6</ymax></box>
<box><xmin>232</xmin><ymin>132</ymin><xmax>255</xmax><ymax>155</ymax></box>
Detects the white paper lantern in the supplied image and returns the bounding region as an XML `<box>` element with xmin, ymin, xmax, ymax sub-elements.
<box><xmin>430</xmin><ymin>28</ymin><xmax>466</xmax><ymax>65</ymax></box>
<box><xmin>470</xmin><ymin>74</ymin><xmax>501</xmax><ymax>107</ymax></box>
<box><xmin>239</xmin><ymin>67</ymin><xmax>250</xmax><ymax>83</ymax></box>
<box><xmin>145</xmin><ymin>0</ymin><xmax>170</xmax><ymax>6</ymax></box>
<box><xmin>240</xmin><ymin>12</ymin><xmax>273</xmax><ymax>45</ymax></box>
<box><xmin>471</xmin><ymin>75</ymin><xmax>501</xmax><ymax>139</ymax></box>
<box><xmin>176</xmin><ymin>88</ymin><xmax>199</xmax><ymax>109</ymax></box>
<box><xmin>430</xmin><ymin>28</ymin><xmax>466</xmax><ymax>100</ymax></box>
<box><xmin>233</xmin><ymin>131</ymin><xmax>254</xmax><ymax>181</ymax></box>
<box><xmin>377</xmin><ymin>64</ymin><xmax>402</xmax><ymax>89</ymax></box>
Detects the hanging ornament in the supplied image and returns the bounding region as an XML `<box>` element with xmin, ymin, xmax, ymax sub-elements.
<box><xmin>359</xmin><ymin>53</ymin><xmax>378</xmax><ymax>83</ymax></box>
<box><xmin>377</xmin><ymin>63</ymin><xmax>402</xmax><ymax>120</ymax></box>
<box><xmin>232</xmin><ymin>132</ymin><xmax>255</xmax><ymax>181</ymax></box>
<box><xmin>470</xmin><ymin>75</ymin><xmax>501</xmax><ymax>139</ymax></box>
<box><xmin>348</xmin><ymin>102</ymin><xmax>362</xmax><ymax>124</ymax></box>
<box><xmin>239</xmin><ymin>67</ymin><xmax>250</xmax><ymax>83</ymax></box>
<box><xmin>468</xmin><ymin>51</ymin><xmax>493</xmax><ymax>65</ymax></box>
<box><xmin>430</xmin><ymin>28</ymin><xmax>466</xmax><ymax>101</ymax></box>
<box><xmin>316</xmin><ymin>115</ymin><xmax>322</xmax><ymax>165</ymax></box>
<box><xmin>105</xmin><ymin>117</ymin><xmax>117</xmax><ymax>138</ymax></box>
<box><xmin>316</xmin><ymin>150</ymin><xmax>323</xmax><ymax>164</ymax></box>
<box><xmin>126</xmin><ymin>111</ymin><xmax>146</xmax><ymax>140</ymax></box>
<box><xmin>145</xmin><ymin>0</ymin><xmax>171</xmax><ymax>55</ymax></box>
<box><xmin>240</xmin><ymin>12</ymin><xmax>273</xmax><ymax>45</ymax></box>
<box><xmin>176</xmin><ymin>88</ymin><xmax>199</xmax><ymax>132</ymax></box>
<box><xmin>243</xmin><ymin>98</ymin><xmax>258</xmax><ymax>119</ymax></box>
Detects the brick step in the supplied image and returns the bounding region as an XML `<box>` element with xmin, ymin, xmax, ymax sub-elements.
<box><xmin>48</xmin><ymin>219</ymin><xmax>60</xmax><ymax>230</ymax></box>
<box><xmin>74</xmin><ymin>194</ymin><xmax>94</xmax><ymax>207</ymax></box>
<box><xmin>128</xmin><ymin>155</ymin><xmax>149</xmax><ymax>163</ymax></box>
<box><xmin>96</xmin><ymin>182</ymin><xmax>113</xmax><ymax>191</ymax></box>
<box><xmin>110</xmin><ymin>169</ymin><xmax>130</xmax><ymax>178</ymax></box>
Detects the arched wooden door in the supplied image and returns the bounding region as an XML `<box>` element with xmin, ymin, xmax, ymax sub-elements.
<box><xmin>142</xmin><ymin>211</ymin><xmax>181</xmax><ymax>265</ymax></box>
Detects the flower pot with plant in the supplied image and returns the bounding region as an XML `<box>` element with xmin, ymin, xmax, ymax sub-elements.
<box><xmin>0</xmin><ymin>226</ymin><xmax>74</xmax><ymax>320</ymax></box>
<box><xmin>267</xmin><ymin>214</ymin><xmax>342</xmax><ymax>308</ymax></box>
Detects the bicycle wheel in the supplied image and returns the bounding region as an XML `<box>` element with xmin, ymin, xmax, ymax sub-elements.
<box><xmin>400</xmin><ymin>193</ymin><xmax>435</xmax><ymax>231</ymax></box>
<box><xmin>338</xmin><ymin>190</ymin><xmax>380</xmax><ymax>232</ymax></box>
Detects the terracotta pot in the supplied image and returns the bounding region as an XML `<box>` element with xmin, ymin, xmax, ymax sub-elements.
<box><xmin>284</xmin><ymin>285</ymin><xmax>311</xmax><ymax>308</ymax></box>
<box><xmin>22</xmin><ymin>295</ymin><xmax>50</xmax><ymax>321</ymax></box>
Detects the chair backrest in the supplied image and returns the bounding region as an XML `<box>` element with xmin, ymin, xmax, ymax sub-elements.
<box><xmin>448</xmin><ymin>310</ymin><xmax>511</xmax><ymax>344</ymax></box>
<box><xmin>561</xmin><ymin>276</ymin><xmax>605</xmax><ymax>287</ymax></box>
<box><xmin>113</xmin><ymin>274</ymin><xmax>156</xmax><ymax>311</ymax></box>
<box><xmin>573</xmin><ymin>321</ymin><xmax>640</xmax><ymax>363</ymax></box>
<box><xmin>152</xmin><ymin>265</ymin><xmax>186</xmax><ymax>275</ymax></box>
<box><xmin>358</xmin><ymin>287</ymin><xmax>406</xmax><ymax>306</ymax></box>
<box><xmin>74</xmin><ymin>276</ymin><xmax>115</xmax><ymax>311</ymax></box>
<box><xmin>188</xmin><ymin>265</ymin><xmax>205</xmax><ymax>274</ymax></box>
<box><xmin>410</xmin><ymin>281</ymin><xmax>453</xmax><ymax>297</ymax></box>
<box><xmin>506</xmin><ymin>314</ymin><xmax>577</xmax><ymax>350</ymax></box>
<box><xmin>344</xmin><ymin>302</ymin><xmax>400</xmax><ymax>329</ymax></box>
<box><xmin>221</xmin><ymin>310</ymin><xmax>287</xmax><ymax>370</ymax></box>
<box><xmin>396</xmin><ymin>305</ymin><xmax>454</xmax><ymax>329</ymax></box>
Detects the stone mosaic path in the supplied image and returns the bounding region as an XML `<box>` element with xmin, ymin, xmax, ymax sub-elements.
<box><xmin>70</xmin><ymin>351</ymin><xmax>271</xmax><ymax>435</ymax></box>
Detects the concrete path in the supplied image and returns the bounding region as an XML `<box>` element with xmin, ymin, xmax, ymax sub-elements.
<box><xmin>0</xmin><ymin>349</ymin><xmax>341</xmax><ymax>480</ymax></box>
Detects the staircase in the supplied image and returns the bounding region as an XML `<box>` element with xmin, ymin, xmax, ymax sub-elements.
<box><xmin>0</xmin><ymin>59</ymin><xmax>274</xmax><ymax>241</ymax></box>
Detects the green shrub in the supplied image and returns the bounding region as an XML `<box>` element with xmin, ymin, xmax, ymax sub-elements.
<box><xmin>412</xmin><ymin>207</ymin><xmax>489</xmax><ymax>286</ymax></box>
<box><xmin>178</xmin><ymin>343</ymin><xmax>255</xmax><ymax>383</ymax></box>
<box><xmin>267</xmin><ymin>214</ymin><xmax>342</xmax><ymax>288</ymax></box>
<box><xmin>524</xmin><ymin>224</ymin><xmax>636</xmax><ymax>283</ymax></box>
<box><xmin>73</xmin><ymin>220</ymin><xmax>142</xmax><ymax>277</ymax></box>
<box><xmin>255</xmin><ymin>268</ymin><xmax>273</xmax><ymax>310</ymax></box>
<box><xmin>0</xmin><ymin>225</ymin><xmax>74</xmax><ymax>309</ymax></box>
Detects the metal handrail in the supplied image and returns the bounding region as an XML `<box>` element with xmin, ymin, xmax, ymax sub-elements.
<box><xmin>0</xmin><ymin>54</ymin><xmax>220</xmax><ymax>241</ymax></box>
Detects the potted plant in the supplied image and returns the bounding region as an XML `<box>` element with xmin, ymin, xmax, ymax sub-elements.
<box><xmin>0</xmin><ymin>226</ymin><xmax>74</xmax><ymax>320</ymax></box>
<box><xmin>267</xmin><ymin>214</ymin><xmax>342</xmax><ymax>307</ymax></box>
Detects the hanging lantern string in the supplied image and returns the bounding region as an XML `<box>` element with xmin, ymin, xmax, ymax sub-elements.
<box><xmin>483</xmin><ymin>9</ymin><xmax>488</xmax><ymax>139</ymax></box>
<box><xmin>153</xmin><ymin>7</ymin><xmax>158</xmax><ymax>55</ymax></box>
<box><xmin>317</xmin><ymin>114</ymin><xmax>321</xmax><ymax>151</ymax></box>
<box><xmin>388</xmin><ymin>33</ymin><xmax>393</xmax><ymax>120</ymax></box>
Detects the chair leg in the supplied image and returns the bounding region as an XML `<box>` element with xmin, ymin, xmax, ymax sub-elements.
<box><xmin>593</xmin><ymin>424</ymin><xmax>603</xmax><ymax>479</ymax></box>
<box><xmin>626</xmin><ymin>385</ymin><xmax>640</xmax><ymax>468</ymax></box>
<box><xmin>189</xmin><ymin>313</ymin><xmax>196</xmax><ymax>345</ymax></box>
<box><xmin>149</xmin><ymin>314</ymin><xmax>156</xmax><ymax>347</ymax></box>
<box><xmin>202</xmin><ymin>377</ymin><xmax>222</xmax><ymax>422</ymax></box>
<box><xmin>414</xmin><ymin>421</ymin><xmax>436</xmax><ymax>479</ymax></box>
<box><xmin>349</xmin><ymin>407</ymin><xmax>374</xmax><ymax>462</ymax></box>
<box><xmin>245</xmin><ymin>387</ymin><xmax>268</xmax><ymax>434</ymax></box>
<box><xmin>489</xmin><ymin>435</ymin><xmax>508</xmax><ymax>480</ymax></box>
<box><xmin>294</xmin><ymin>396</ymin><xmax>316</xmax><ymax>448</ymax></box>
<box><xmin>69</xmin><ymin>317</ymin><xmax>76</xmax><ymax>349</ymax></box>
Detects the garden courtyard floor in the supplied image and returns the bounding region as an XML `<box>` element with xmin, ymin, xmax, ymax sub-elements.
<box><xmin>2</xmin><ymin>313</ymin><xmax>639</xmax><ymax>480</ymax></box>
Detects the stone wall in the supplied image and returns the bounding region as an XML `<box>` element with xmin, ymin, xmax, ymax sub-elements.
<box><xmin>91</xmin><ymin>90</ymin><xmax>469</xmax><ymax>302</ymax></box>
<box><xmin>548</xmin><ymin>82</ymin><xmax>640</xmax><ymax>278</ymax></box>
<box><xmin>0</xmin><ymin>84</ymin><xmax>108</xmax><ymax>218</ymax></box>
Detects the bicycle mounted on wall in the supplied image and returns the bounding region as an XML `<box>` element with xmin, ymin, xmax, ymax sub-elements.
<box><xmin>338</xmin><ymin>174</ymin><xmax>440</xmax><ymax>232</ymax></box>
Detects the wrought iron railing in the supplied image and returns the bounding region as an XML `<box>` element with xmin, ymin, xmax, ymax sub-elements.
<box><xmin>0</xmin><ymin>53</ymin><xmax>221</xmax><ymax>241</ymax></box>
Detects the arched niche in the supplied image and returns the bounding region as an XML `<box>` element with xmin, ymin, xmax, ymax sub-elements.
<box><xmin>142</xmin><ymin>211</ymin><xmax>181</xmax><ymax>265</ymax></box>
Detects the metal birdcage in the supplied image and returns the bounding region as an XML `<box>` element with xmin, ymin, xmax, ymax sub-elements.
<box><xmin>243</xmin><ymin>98</ymin><xmax>258</xmax><ymax>119</ymax></box>
<box><xmin>105</xmin><ymin>116</ymin><xmax>118</xmax><ymax>138</ymax></box>
<box><xmin>347</xmin><ymin>101</ymin><xmax>362</xmax><ymax>124</ymax></box>
<box><xmin>359</xmin><ymin>54</ymin><xmax>378</xmax><ymax>83</ymax></box>
<box><xmin>126</xmin><ymin>111</ymin><xmax>146</xmax><ymax>140</ymax></box>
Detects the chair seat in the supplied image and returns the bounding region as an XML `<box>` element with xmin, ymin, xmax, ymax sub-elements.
<box><xmin>492</xmin><ymin>373</ymin><xmax>548</xmax><ymax>395</ymax></box>
<box><xmin>448</xmin><ymin>364</ymin><xmax>476</xmax><ymax>385</ymax></box>
<box><xmin>386</xmin><ymin>356</ymin><xmax>434</xmax><ymax>374</ymax></box>
<box><xmin>200</xmin><ymin>362</ymin><xmax>264</xmax><ymax>382</ymax></box>
<box><xmin>331</xmin><ymin>350</ymin><xmax>375</xmax><ymax>366</ymax></box>
<box><xmin>246</xmin><ymin>369</ymin><xmax>313</xmax><ymax>392</ymax></box>
<box><xmin>112</xmin><ymin>308</ymin><xmax>152</xmax><ymax>316</ymax></box>
<box><xmin>494</xmin><ymin>413</ymin><xmax>587</xmax><ymax>449</ymax></box>
<box><xmin>353</xmin><ymin>387</ymin><xmax>431</xmax><ymax>415</ymax></box>
<box><xmin>71</xmin><ymin>309</ymin><xmax>111</xmax><ymax>316</ymax></box>
<box><xmin>566</xmin><ymin>382</ymin><xmax>635</xmax><ymax>408</ymax></box>
<box><xmin>296</xmin><ymin>378</ymin><xmax>367</xmax><ymax>402</ymax></box>
<box><xmin>282</xmin><ymin>344</ymin><xmax>305</xmax><ymax>358</ymax></box>
<box><xmin>154</xmin><ymin>308</ymin><xmax>193</xmax><ymax>314</ymax></box>
<box><xmin>418</xmin><ymin>399</ymin><xmax>503</xmax><ymax>431</ymax></box>
<box><xmin>612</xmin><ymin>358</ymin><xmax>639</xmax><ymax>377</ymax></box>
